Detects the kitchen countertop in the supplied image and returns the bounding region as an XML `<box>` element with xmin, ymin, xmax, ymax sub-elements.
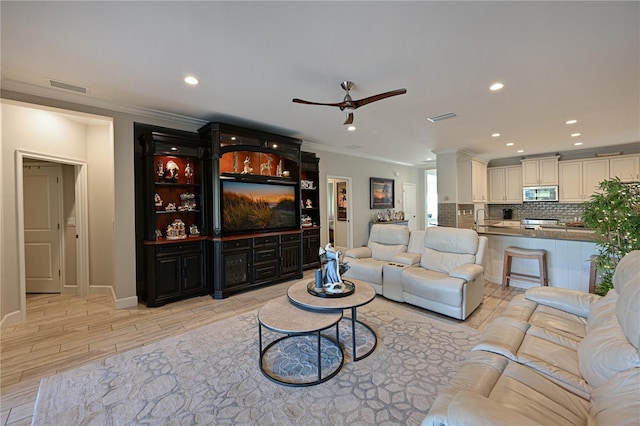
<box><xmin>476</xmin><ymin>225</ymin><xmax>599</xmax><ymax>242</ymax></box>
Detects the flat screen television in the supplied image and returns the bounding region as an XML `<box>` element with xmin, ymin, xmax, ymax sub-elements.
<box><xmin>221</xmin><ymin>180</ymin><xmax>298</xmax><ymax>233</ymax></box>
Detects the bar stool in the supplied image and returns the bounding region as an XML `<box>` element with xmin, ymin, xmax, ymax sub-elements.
<box><xmin>502</xmin><ymin>246</ymin><xmax>548</xmax><ymax>290</ymax></box>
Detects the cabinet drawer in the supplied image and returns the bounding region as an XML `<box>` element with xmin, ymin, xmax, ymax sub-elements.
<box><xmin>255</xmin><ymin>248</ymin><xmax>277</xmax><ymax>263</ymax></box>
<box><xmin>156</xmin><ymin>241</ymin><xmax>200</xmax><ymax>254</ymax></box>
<box><xmin>254</xmin><ymin>236</ymin><xmax>278</xmax><ymax>247</ymax></box>
<box><xmin>255</xmin><ymin>264</ymin><xmax>277</xmax><ymax>281</ymax></box>
<box><xmin>281</xmin><ymin>233</ymin><xmax>301</xmax><ymax>243</ymax></box>
<box><xmin>223</xmin><ymin>239</ymin><xmax>250</xmax><ymax>250</ymax></box>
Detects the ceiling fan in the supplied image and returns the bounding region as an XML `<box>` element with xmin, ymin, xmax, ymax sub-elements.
<box><xmin>292</xmin><ymin>81</ymin><xmax>407</xmax><ymax>125</ymax></box>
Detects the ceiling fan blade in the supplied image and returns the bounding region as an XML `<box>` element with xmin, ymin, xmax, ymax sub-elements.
<box><xmin>343</xmin><ymin>112</ymin><xmax>354</xmax><ymax>125</ymax></box>
<box><xmin>352</xmin><ymin>88</ymin><xmax>407</xmax><ymax>109</ymax></box>
<box><xmin>292</xmin><ymin>98</ymin><xmax>346</xmax><ymax>108</ymax></box>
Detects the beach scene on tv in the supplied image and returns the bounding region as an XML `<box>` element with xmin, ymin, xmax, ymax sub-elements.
<box><xmin>222</xmin><ymin>181</ymin><xmax>297</xmax><ymax>232</ymax></box>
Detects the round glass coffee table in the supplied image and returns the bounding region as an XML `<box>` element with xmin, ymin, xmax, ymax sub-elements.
<box><xmin>287</xmin><ymin>278</ymin><xmax>377</xmax><ymax>361</ymax></box>
<box><xmin>258</xmin><ymin>295</ymin><xmax>344</xmax><ymax>386</ymax></box>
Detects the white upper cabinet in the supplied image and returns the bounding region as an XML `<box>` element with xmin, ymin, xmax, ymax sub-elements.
<box><xmin>521</xmin><ymin>156</ymin><xmax>559</xmax><ymax>186</ymax></box>
<box><xmin>489</xmin><ymin>166</ymin><xmax>522</xmax><ymax>204</ymax></box>
<box><xmin>559</xmin><ymin>161</ymin><xmax>583</xmax><ymax>202</ymax></box>
<box><xmin>609</xmin><ymin>155</ymin><xmax>640</xmax><ymax>182</ymax></box>
<box><xmin>471</xmin><ymin>160</ymin><xmax>488</xmax><ymax>202</ymax></box>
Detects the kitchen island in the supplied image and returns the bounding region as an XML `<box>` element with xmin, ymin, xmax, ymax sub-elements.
<box><xmin>477</xmin><ymin>225</ymin><xmax>599</xmax><ymax>293</ymax></box>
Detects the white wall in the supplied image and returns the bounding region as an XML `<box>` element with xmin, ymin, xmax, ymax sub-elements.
<box><xmin>310</xmin><ymin>146</ymin><xmax>424</xmax><ymax>248</ymax></box>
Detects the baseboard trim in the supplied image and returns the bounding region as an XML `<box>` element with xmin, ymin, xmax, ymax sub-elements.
<box><xmin>90</xmin><ymin>285</ymin><xmax>138</xmax><ymax>309</ymax></box>
<box><xmin>115</xmin><ymin>296</ymin><xmax>138</xmax><ymax>309</ymax></box>
<box><xmin>485</xmin><ymin>273</ymin><xmax>534</xmax><ymax>290</ymax></box>
<box><xmin>1</xmin><ymin>310</ymin><xmax>25</xmax><ymax>329</ymax></box>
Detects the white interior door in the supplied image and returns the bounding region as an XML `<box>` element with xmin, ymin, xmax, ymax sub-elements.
<box><xmin>24</xmin><ymin>163</ymin><xmax>62</xmax><ymax>293</ymax></box>
<box><xmin>403</xmin><ymin>182</ymin><xmax>417</xmax><ymax>231</ymax></box>
<box><xmin>327</xmin><ymin>176</ymin><xmax>353</xmax><ymax>250</ymax></box>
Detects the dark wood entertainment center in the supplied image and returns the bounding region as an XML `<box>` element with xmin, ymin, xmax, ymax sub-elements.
<box><xmin>135</xmin><ymin>122</ymin><xmax>320</xmax><ymax>306</ymax></box>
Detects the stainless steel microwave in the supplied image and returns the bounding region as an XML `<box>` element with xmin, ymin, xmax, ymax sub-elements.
<box><xmin>523</xmin><ymin>186</ymin><xmax>559</xmax><ymax>202</ymax></box>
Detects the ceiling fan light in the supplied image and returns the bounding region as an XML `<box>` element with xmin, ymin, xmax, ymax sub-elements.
<box><xmin>347</xmin><ymin>125</ymin><xmax>356</xmax><ymax>131</ymax></box>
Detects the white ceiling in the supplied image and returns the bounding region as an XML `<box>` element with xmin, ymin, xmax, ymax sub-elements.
<box><xmin>2</xmin><ymin>1</ymin><xmax>638</xmax><ymax>166</ymax></box>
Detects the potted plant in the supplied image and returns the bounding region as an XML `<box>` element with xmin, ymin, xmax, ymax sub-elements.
<box><xmin>582</xmin><ymin>177</ymin><xmax>640</xmax><ymax>295</ymax></box>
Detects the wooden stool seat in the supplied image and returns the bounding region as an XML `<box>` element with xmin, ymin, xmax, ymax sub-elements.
<box><xmin>502</xmin><ymin>246</ymin><xmax>548</xmax><ymax>290</ymax></box>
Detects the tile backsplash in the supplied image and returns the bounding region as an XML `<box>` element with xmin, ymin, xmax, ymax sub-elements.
<box><xmin>488</xmin><ymin>202</ymin><xmax>585</xmax><ymax>223</ymax></box>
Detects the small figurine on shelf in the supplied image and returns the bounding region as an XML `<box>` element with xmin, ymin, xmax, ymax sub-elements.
<box><xmin>154</xmin><ymin>193</ymin><xmax>163</xmax><ymax>209</ymax></box>
<box><xmin>260</xmin><ymin>155</ymin><xmax>273</xmax><ymax>176</ymax></box>
<box><xmin>156</xmin><ymin>160</ymin><xmax>164</xmax><ymax>180</ymax></box>
<box><xmin>233</xmin><ymin>152</ymin><xmax>239</xmax><ymax>173</ymax></box>
<box><xmin>178</xmin><ymin>192</ymin><xmax>196</xmax><ymax>211</ymax></box>
<box><xmin>165</xmin><ymin>203</ymin><xmax>176</xmax><ymax>212</ymax></box>
<box><xmin>189</xmin><ymin>224</ymin><xmax>199</xmax><ymax>236</ymax></box>
<box><xmin>305</xmin><ymin>199</ymin><xmax>313</xmax><ymax>208</ymax></box>
<box><xmin>165</xmin><ymin>160</ymin><xmax>179</xmax><ymax>183</ymax></box>
<box><xmin>166</xmin><ymin>219</ymin><xmax>186</xmax><ymax>240</ymax></box>
<box><xmin>242</xmin><ymin>156</ymin><xmax>253</xmax><ymax>174</ymax></box>
<box><xmin>276</xmin><ymin>160</ymin><xmax>283</xmax><ymax>177</ymax></box>
<box><xmin>155</xmin><ymin>229</ymin><xmax>163</xmax><ymax>240</ymax></box>
<box><xmin>184</xmin><ymin>162</ymin><xmax>193</xmax><ymax>184</ymax></box>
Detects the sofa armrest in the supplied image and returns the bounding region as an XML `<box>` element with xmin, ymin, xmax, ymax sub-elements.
<box><xmin>344</xmin><ymin>246</ymin><xmax>372</xmax><ymax>259</ymax></box>
<box><xmin>525</xmin><ymin>286</ymin><xmax>601</xmax><ymax>318</ymax></box>
<box><xmin>391</xmin><ymin>252</ymin><xmax>421</xmax><ymax>266</ymax></box>
<box><xmin>448</xmin><ymin>264</ymin><xmax>483</xmax><ymax>281</ymax></box>
<box><xmin>446</xmin><ymin>391</ymin><xmax>544</xmax><ymax>426</ymax></box>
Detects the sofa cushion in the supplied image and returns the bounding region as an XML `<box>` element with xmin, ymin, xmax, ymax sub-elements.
<box><xmin>587</xmin><ymin>289</ymin><xmax>618</xmax><ymax>333</ymax></box>
<box><xmin>402</xmin><ymin>267</ymin><xmax>464</xmax><ymax>307</ymax></box>
<box><xmin>369</xmin><ymin>241</ymin><xmax>407</xmax><ymax>262</ymax></box>
<box><xmin>407</xmin><ymin>229</ymin><xmax>425</xmax><ymax>254</ymax></box>
<box><xmin>369</xmin><ymin>224</ymin><xmax>410</xmax><ymax>245</ymax></box>
<box><xmin>525</xmin><ymin>286</ymin><xmax>600</xmax><ymax>319</ymax></box>
<box><xmin>420</xmin><ymin>248</ymin><xmax>475</xmax><ymax>274</ymax></box>
<box><xmin>589</xmin><ymin>368</ymin><xmax>640</xmax><ymax>426</ymax></box>
<box><xmin>578</xmin><ymin>315</ymin><xmax>640</xmax><ymax>388</ymax></box>
<box><xmin>342</xmin><ymin>258</ymin><xmax>385</xmax><ymax>285</ymax></box>
<box><xmin>424</xmin><ymin>226</ymin><xmax>478</xmax><ymax>254</ymax></box>
<box><xmin>613</xmin><ymin>250</ymin><xmax>640</xmax><ymax>350</ymax></box>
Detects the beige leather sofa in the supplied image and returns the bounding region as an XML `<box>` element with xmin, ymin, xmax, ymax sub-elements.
<box><xmin>344</xmin><ymin>226</ymin><xmax>487</xmax><ymax>320</ymax></box>
<box><xmin>423</xmin><ymin>250</ymin><xmax>640</xmax><ymax>426</ymax></box>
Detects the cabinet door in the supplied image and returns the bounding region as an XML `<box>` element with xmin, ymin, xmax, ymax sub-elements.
<box><xmin>280</xmin><ymin>243</ymin><xmax>301</xmax><ymax>278</ymax></box>
<box><xmin>182</xmin><ymin>252</ymin><xmax>204</xmax><ymax>293</ymax></box>
<box><xmin>559</xmin><ymin>162</ymin><xmax>583</xmax><ymax>202</ymax></box>
<box><xmin>522</xmin><ymin>160</ymin><xmax>540</xmax><ymax>186</ymax></box>
<box><xmin>582</xmin><ymin>159</ymin><xmax>609</xmax><ymax>198</ymax></box>
<box><xmin>488</xmin><ymin>168</ymin><xmax>506</xmax><ymax>203</ymax></box>
<box><xmin>539</xmin><ymin>158</ymin><xmax>559</xmax><ymax>185</ymax></box>
<box><xmin>610</xmin><ymin>156</ymin><xmax>639</xmax><ymax>182</ymax></box>
<box><xmin>222</xmin><ymin>250</ymin><xmax>251</xmax><ymax>288</ymax></box>
<box><xmin>504</xmin><ymin>166</ymin><xmax>523</xmax><ymax>203</ymax></box>
<box><xmin>303</xmin><ymin>232</ymin><xmax>321</xmax><ymax>268</ymax></box>
<box><xmin>471</xmin><ymin>160</ymin><xmax>487</xmax><ymax>202</ymax></box>
<box><xmin>155</xmin><ymin>255</ymin><xmax>182</xmax><ymax>300</ymax></box>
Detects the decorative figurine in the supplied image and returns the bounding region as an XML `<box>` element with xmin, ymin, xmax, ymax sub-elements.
<box><xmin>242</xmin><ymin>156</ymin><xmax>253</xmax><ymax>174</ymax></box>
<box><xmin>154</xmin><ymin>193</ymin><xmax>163</xmax><ymax>208</ymax></box>
<box><xmin>260</xmin><ymin>155</ymin><xmax>273</xmax><ymax>176</ymax></box>
<box><xmin>156</xmin><ymin>160</ymin><xmax>164</xmax><ymax>179</ymax></box>
<box><xmin>184</xmin><ymin>162</ymin><xmax>193</xmax><ymax>183</ymax></box>
<box><xmin>155</xmin><ymin>229</ymin><xmax>163</xmax><ymax>239</ymax></box>
<box><xmin>166</xmin><ymin>219</ymin><xmax>186</xmax><ymax>240</ymax></box>
<box><xmin>178</xmin><ymin>192</ymin><xmax>196</xmax><ymax>211</ymax></box>
<box><xmin>189</xmin><ymin>224</ymin><xmax>199</xmax><ymax>236</ymax></box>
<box><xmin>165</xmin><ymin>160</ymin><xmax>179</xmax><ymax>183</ymax></box>
<box><xmin>276</xmin><ymin>160</ymin><xmax>283</xmax><ymax>177</ymax></box>
<box><xmin>318</xmin><ymin>243</ymin><xmax>350</xmax><ymax>293</ymax></box>
<box><xmin>233</xmin><ymin>151</ymin><xmax>239</xmax><ymax>173</ymax></box>
<box><xmin>306</xmin><ymin>199</ymin><xmax>313</xmax><ymax>208</ymax></box>
<box><xmin>165</xmin><ymin>203</ymin><xmax>176</xmax><ymax>212</ymax></box>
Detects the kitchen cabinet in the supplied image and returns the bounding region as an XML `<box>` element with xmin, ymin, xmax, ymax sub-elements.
<box><xmin>559</xmin><ymin>159</ymin><xmax>609</xmax><ymax>202</ymax></box>
<box><xmin>522</xmin><ymin>156</ymin><xmax>559</xmax><ymax>186</ymax></box>
<box><xmin>472</xmin><ymin>160</ymin><xmax>488</xmax><ymax>202</ymax></box>
<box><xmin>609</xmin><ymin>155</ymin><xmax>640</xmax><ymax>182</ymax></box>
<box><xmin>488</xmin><ymin>166</ymin><xmax>522</xmax><ymax>204</ymax></box>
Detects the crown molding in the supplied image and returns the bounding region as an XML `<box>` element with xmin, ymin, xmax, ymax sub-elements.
<box><xmin>1</xmin><ymin>79</ymin><xmax>207</xmax><ymax>127</ymax></box>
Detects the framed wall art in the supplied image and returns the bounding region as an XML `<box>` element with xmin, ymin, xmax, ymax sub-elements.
<box><xmin>370</xmin><ymin>177</ymin><xmax>394</xmax><ymax>209</ymax></box>
<box><xmin>337</xmin><ymin>181</ymin><xmax>347</xmax><ymax>220</ymax></box>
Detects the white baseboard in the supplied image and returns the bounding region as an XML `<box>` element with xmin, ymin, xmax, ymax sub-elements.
<box><xmin>90</xmin><ymin>285</ymin><xmax>138</xmax><ymax>309</ymax></box>
<box><xmin>485</xmin><ymin>273</ymin><xmax>534</xmax><ymax>290</ymax></box>
<box><xmin>1</xmin><ymin>310</ymin><xmax>25</xmax><ymax>329</ymax></box>
<box><xmin>63</xmin><ymin>285</ymin><xmax>78</xmax><ymax>295</ymax></box>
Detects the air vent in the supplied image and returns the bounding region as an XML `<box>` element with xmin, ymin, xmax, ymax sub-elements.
<box><xmin>427</xmin><ymin>112</ymin><xmax>456</xmax><ymax>122</ymax></box>
<box><xmin>49</xmin><ymin>79</ymin><xmax>88</xmax><ymax>94</ymax></box>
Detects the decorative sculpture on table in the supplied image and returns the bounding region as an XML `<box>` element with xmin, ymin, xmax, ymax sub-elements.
<box><xmin>318</xmin><ymin>243</ymin><xmax>350</xmax><ymax>293</ymax></box>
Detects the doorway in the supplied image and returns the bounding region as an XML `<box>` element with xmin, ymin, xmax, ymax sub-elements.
<box><xmin>402</xmin><ymin>182</ymin><xmax>417</xmax><ymax>231</ymax></box>
<box><xmin>327</xmin><ymin>176</ymin><xmax>353</xmax><ymax>251</ymax></box>
<box><xmin>425</xmin><ymin>169</ymin><xmax>438</xmax><ymax>226</ymax></box>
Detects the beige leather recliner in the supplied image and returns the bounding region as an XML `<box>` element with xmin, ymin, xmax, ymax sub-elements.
<box><xmin>423</xmin><ymin>250</ymin><xmax>640</xmax><ymax>426</ymax></box>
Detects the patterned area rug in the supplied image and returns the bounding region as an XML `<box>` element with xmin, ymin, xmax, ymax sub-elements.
<box><xmin>33</xmin><ymin>297</ymin><xmax>481</xmax><ymax>425</ymax></box>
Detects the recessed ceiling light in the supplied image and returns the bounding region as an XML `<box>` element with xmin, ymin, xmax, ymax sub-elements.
<box><xmin>489</xmin><ymin>82</ymin><xmax>504</xmax><ymax>91</ymax></box>
<box><xmin>230</xmin><ymin>136</ymin><xmax>236</xmax><ymax>141</ymax></box>
<box><xmin>426</xmin><ymin>157</ymin><xmax>433</xmax><ymax>161</ymax></box>
<box><xmin>506</xmin><ymin>142</ymin><xmax>514</xmax><ymax>147</ymax></box>
<box><xmin>571</xmin><ymin>133</ymin><xmax>581</xmax><ymax>137</ymax></box>
<box><xmin>347</xmin><ymin>125</ymin><xmax>356</xmax><ymax>131</ymax></box>
<box><xmin>492</xmin><ymin>133</ymin><xmax>501</xmax><ymax>137</ymax></box>
<box><xmin>184</xmin><ymin>76</ymin><xmax>199</xmax><ymax>85</ymax></box>
<box><xmin>170</xmin><ymin>146</ymin><xmax>178</xmax><ymax>151</ymax></box>
<box><xmin>566</xmin><ymin>119</ymin><xmax>578</xmax><ymax>124</ymax></box>
<box><xmin>516</xmin><ymin>149</ymin><xmax>524</xmax><ymax>153</ymax></box>
<box><xmin>574</xmin><ymin>142</ymin><xmax>583</xmax><ymax>146</ymax></box>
